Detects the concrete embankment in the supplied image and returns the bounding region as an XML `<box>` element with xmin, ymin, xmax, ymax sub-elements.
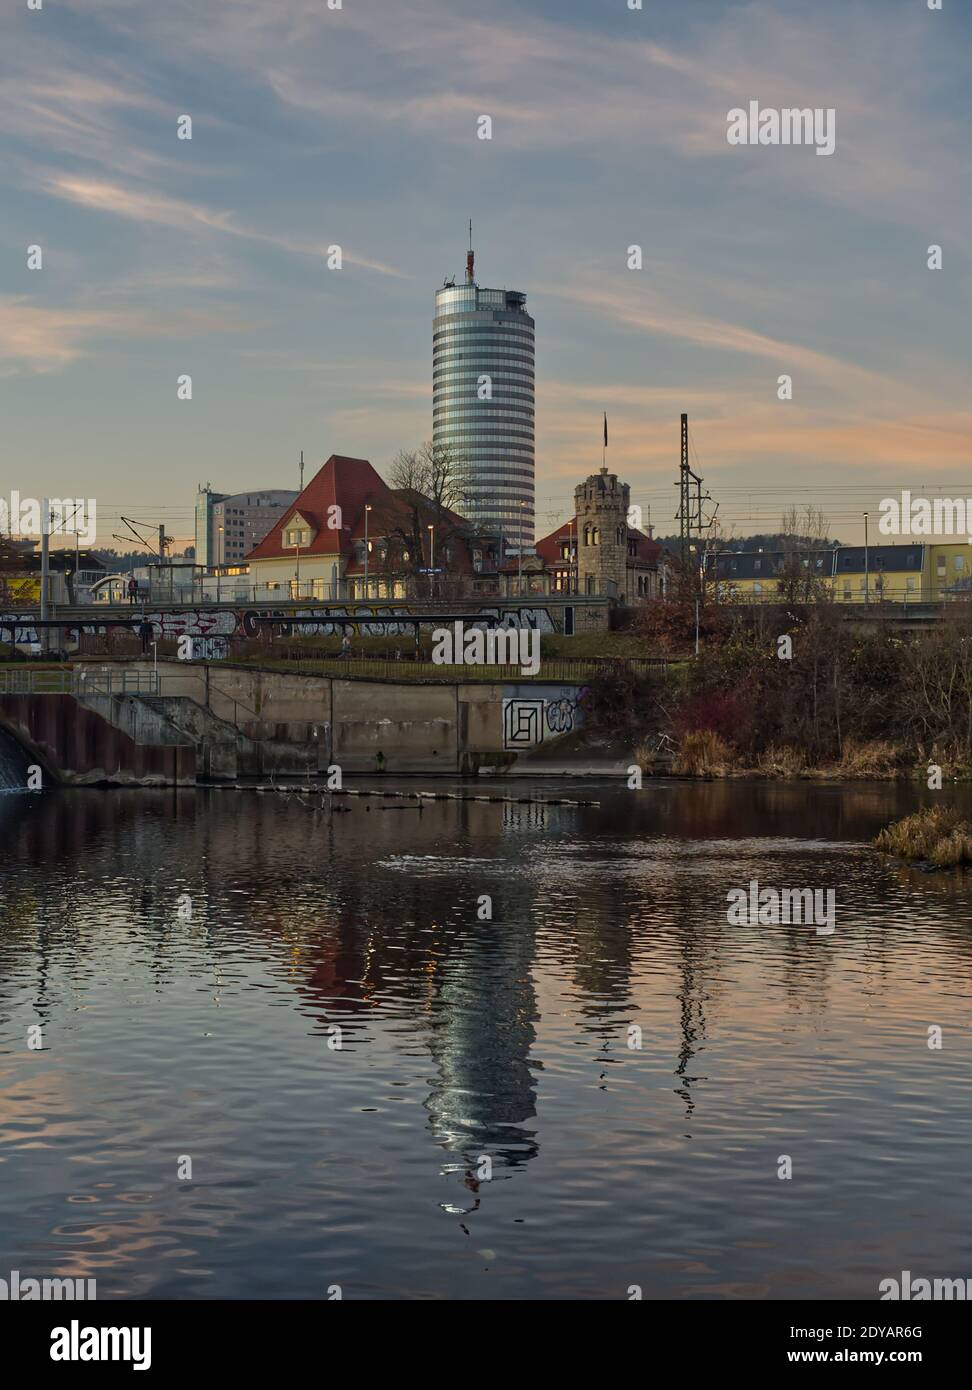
<box><xmin>131</xmin><ymin>661</ymin><xmax>595</xmax><ymax>777</ymax></box>
<box><xmin>0</xmin><ymin>662</ymin><xmax>601</xmax><ymax>785</ymax></box>
<box><xmin>0</xmin><ymin>692</ymin><xmax>196</xmax><ymax>786</ymax></box>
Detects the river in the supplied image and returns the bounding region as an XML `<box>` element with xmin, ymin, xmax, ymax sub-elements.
<box><xmin>1</xmin><ymin>778</ymin><xmax>970</xmax><ymax>1299</ymax></box>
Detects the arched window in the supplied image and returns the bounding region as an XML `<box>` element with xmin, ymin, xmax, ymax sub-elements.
<box><xmin>592</xmin><ymin>527</ymin><xmax>599</xmax><ymax>546</ymax></box>
<box><xmin>583</xmin><ymin>525</ymin><xmax>591</xmax><ymax>546</ymax></box>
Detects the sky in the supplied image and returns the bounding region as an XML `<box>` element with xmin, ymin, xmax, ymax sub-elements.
<box><xmin>1</xmin><ymin>0</ymin><xmax>969</xmax><ymax>550</ymax></box>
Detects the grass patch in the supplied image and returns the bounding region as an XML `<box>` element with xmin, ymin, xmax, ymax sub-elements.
<box><xmin>834</xmin><ymin>739</ymin><xmax>905</xmax><ymax>778</ymax></box>
<box><xmin>672</xmin><ymin>730</ymin><xmax>734</xmax><ymax>776</ymax></box>
<box><xmin>875</xmin><ymin>806</ymin><xmax>972</xmax><ymax>866</ymax></box>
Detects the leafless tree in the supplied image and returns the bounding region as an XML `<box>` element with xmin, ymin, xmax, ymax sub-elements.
<box><xmin>778</xmin><ymin>504</ymin><xmax>833</xmax><ymax>603</ymax></box>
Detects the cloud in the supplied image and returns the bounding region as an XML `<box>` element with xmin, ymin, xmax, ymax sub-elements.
<box><xmin>0</xmin><ymin>296</ymin><xmax>245</xmax><ymax>374</ymax></box>
<box><xmin>35</xmin><ymin>173</ymin><xmax>411</xmax><ymax>278</ymax></box>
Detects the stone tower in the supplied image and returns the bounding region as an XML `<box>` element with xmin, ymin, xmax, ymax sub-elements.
<box><xmin>574</xmin><ymin>466</ymin><xmax>629</xmax><ymax>596</ymax></box>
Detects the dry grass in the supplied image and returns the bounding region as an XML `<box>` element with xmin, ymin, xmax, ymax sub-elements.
<box><xmin>757</xmin><ymin>743</ymin><xmax>807</xmax><ymax>777</ymax></box>
<box><xmin>875</xmin><ymin>806</ymin><xmax>972</xmax><ymax>865</ymax></box>
<box><xmin>835</xmin><ymin>739</ymin><xmax>904</xmax><ymax>778</ymax></box>
<box><xmin>672</xmin><ymin>729</ymin><xmax>734</xmax><ymax>776</ymax></box>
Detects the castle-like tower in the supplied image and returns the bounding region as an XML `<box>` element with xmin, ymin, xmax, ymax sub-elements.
<box><xmin>574</xmin><ymin>466</ymin><xmax>630</xmax><ymax>596</ymax></box>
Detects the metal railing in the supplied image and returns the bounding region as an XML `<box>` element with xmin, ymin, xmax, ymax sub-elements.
<box><xmin>0</xmin><ymin>668</ymin><xmax>161</xmax><ymax>697</ymax></box>
<box><xmin>231</xmin><ymin>654</ymin><xmax>669</xmax><ymax>683</ymax></box>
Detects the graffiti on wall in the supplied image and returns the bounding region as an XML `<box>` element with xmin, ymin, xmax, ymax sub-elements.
<box><xmin>502</xmin><ymin>685</ymin><xmax>588</xmax><ymax>751</ymax></box>
<box><xmin>0</xmin><ymin>603</ymin><xmax>558</xmax><ymax>648</ymax></box>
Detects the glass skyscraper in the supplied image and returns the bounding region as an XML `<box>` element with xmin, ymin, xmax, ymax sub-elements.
<box><xmin>432</xmin><ymin>251</ymin><xmax>535</xmax><ymax>545</ymax></box>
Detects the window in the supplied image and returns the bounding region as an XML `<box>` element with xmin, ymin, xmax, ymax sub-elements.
<box><xmin>955</xmin><ymin>556</ymin><xmax>966</xmax><ymax>571</ymax></box>
<box><xmin>753</xmin><ymin>582</ymin><xmax>762</xmax><ymax>594</ymax></box>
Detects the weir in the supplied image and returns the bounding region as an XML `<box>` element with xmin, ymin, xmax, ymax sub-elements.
<box><xmin>0</xmin><ymin>726</ymin><xmax>29</xmax><ymax>793</ymax></box>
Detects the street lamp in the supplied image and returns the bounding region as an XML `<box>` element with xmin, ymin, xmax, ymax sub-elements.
<box><xmin>364</xmin><ymin>503</ymin><xmax>372</xmax><ymax>598</ymax></box>
<box><xmin>292</xmin><ymin>540</ymin><xmax>301</xmax><ymax>600</ymax></box>
<box><xmin>427</xmin><ymin>524</ymin><xmax>434</xmax><ymax>599</ymax></box>
<box><xmin>863</xmin><ymin>512</ymin><xmax>869</xmax><ymax>608</ymax></box>
<box><xmin>217</xmin><ymin>524</ymin><xmax>224</xmax><ymax>603</ymax></box>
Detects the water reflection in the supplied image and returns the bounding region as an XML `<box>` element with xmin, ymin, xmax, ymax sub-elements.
<box><xmin>2</xmin><ymin>779</ymin><xmax>972</xmax><ymax>1298</ymax></box>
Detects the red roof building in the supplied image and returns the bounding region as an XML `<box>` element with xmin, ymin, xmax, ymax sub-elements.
<box><xmin>244</xmin><ymin>454</ymin><xmax>505</xmax><ymax>601</ymax></box>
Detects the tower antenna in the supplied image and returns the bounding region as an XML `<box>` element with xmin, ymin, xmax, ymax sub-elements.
<box><xmin>466</xmin><ymin>220</ymin><xmax>475</xmax><ymax>284</ymax></box>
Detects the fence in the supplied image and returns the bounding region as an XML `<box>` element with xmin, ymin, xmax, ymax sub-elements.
<box><xmin>0</xmin><ymin>668</ymin><xmax>161</xmax><ymax>697</ymax></box>
<box><xmin>228</xmin><ymin>653</ymin><xmax>670</xmax><ymax>683</ymax></box>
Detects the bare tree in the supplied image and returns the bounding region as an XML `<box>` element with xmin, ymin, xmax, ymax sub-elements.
<box><xmin>385</xmin><ymin>442</ymin><xmax>471</xmax><ymax>585</ymax></box>
<box><xmin>778</xmin><ymin>503</ymin><xmax>833</xmax><ymax>603</ymax></box>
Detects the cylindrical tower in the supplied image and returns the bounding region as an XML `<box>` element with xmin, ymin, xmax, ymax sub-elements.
<box><xmin>433</xmin><ymin>246</ymin><xmax>535</xmax><ymax>545</ymax></box>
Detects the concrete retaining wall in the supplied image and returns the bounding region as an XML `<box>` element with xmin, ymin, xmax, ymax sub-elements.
<box><xmin>129</xmin><ymin>663</ymin><xmax>587</xmax><ymax>773</ymax></box>
<box><xmin>0</xmin><ymin>694</ymin><xmax>196</xmax><ymax>786</ymax></box>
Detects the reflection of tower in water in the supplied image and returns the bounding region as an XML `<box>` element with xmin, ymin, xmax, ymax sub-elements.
<box><xmin>425</xmin><ymin>887</ymin><xmax>540</xmax><ymax>1206</ymax></box>
<box><xmin>673</xmin><ymin>902</ymin><xmax>709</xmax><ymax>1120</ymax></box>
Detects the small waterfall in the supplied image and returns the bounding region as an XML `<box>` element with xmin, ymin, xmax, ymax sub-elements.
<box><xmin>0</xmin><ymin>727</ymin><xmax>30</xmax><ymax>794</ymax></box>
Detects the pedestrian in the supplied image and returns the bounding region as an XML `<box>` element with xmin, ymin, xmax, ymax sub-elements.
<box><xmin>128</xmin><ymin>577</ymin><xmax>138</xmax><ymax>606</ymax></box>
<box><xmin>341</xmin><ymin>630</ymin><xmax>351</xmax><ymax>659</ymax></box>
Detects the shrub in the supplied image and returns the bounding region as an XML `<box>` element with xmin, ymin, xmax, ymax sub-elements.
<box><xmin>875</xmin><ymin>806</ymin><xmax>972</xmax><ymax>863</ymax></box>
<box><xmin>673</xmin><ymin>729</ymin><xmax>733</xmax><ymax>776</ymax></box>
<box><xmin>836</xmin><ymin>739</ymin><xmax>904</xmax><ymax>778</ymax></box>
<box><xmin>757</xmin><ymin>743</ymin><xmax>807</xmax><ymax>777</ymax></box>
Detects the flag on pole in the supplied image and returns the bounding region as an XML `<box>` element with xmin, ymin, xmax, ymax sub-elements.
<box><xmin>603</xmin><ymin>412</ymin><xmax>608</xmax><ymax>448</ymax></box>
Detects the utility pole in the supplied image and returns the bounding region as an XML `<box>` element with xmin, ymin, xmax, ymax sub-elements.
<box><xmin>40</xmin><ymin>497</ymin><xmax>50</xmax><ymax>655</ymax></box>
<box><xmin>675</xmin><ymin>412</ymin><xmax>711</xmax><ymax>597</ymax></box>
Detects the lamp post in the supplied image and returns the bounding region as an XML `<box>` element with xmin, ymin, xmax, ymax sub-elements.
<box><xmin>427</xmin><ymin>524</ymin><xmax>434</xmax><ymax>599</ymax></box>
<box><xmin>293</xmin><ymin>541</ymin><xmax>301</xmax><ymax>600</ymax></box>
<box><xmin>863</xmin><ymin>512</ymin><xmax>869</xmax><ymax>608</ymax></box>
<box><xmin>363</xmin><ymin>506</ymin><xmax>370</xmax><ymax>598</ymax></box>
<box><xmin>217</xmin><ymin>524</ymin><xmax>223</xmax><ymax>603</ymax></box>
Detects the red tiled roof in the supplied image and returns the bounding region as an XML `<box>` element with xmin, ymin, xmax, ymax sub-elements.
<box><xmin>533</xmin><ymin>520</ymin><xmax>662</xmax><ymax>568</ymax></box>
<box><xmin>245</xmin><ymin>455</ymin><xmax>390</xmax><ymax>561</ymax></box>
<box><xmin>535</xmin><ymin>520</ymin><xmax>575</xmax><ymax>566</ymax></box>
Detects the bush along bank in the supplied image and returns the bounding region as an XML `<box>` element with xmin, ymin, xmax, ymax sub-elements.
<box><xmin>587</xmin><ymin>600</ymin><xmax>972</xmax><ymax>781</ymax></box>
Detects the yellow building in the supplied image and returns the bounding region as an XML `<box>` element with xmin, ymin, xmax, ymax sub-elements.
<box><xmin>709</xmin><ymin>542</ymin><xmax>972</xmax><ymax>603</ymax></box>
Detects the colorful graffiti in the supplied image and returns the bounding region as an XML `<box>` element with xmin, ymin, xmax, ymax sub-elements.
<box><xmin>0</xmin><ymin>602</ymin><xmax>559</xmax><ymax>650</ymax></box>
<box><xmin>501</xmin><ymin>685</ymin><xmax>588</xmax><ymax>751</ymax></box>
